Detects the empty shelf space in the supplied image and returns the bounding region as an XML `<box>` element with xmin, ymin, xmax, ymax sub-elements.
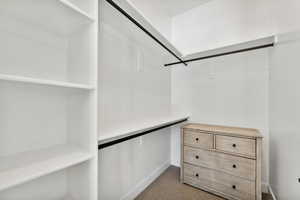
<box><xmin>0</xmin><ymin>0</ymin><xmax>95</xmax><ymax>35</ymax></box>
<box><xmin>0</xmin><ymin>144</ymin><xmax>92</xmax><ymax>191</ymax></box>
<box><xmin>0</xmin><ymin>74</ymin><xmax>94</xmax><ymax>90</ymax></box>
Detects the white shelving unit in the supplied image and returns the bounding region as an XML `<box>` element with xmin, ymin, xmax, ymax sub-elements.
<box><xmin>0</xmin><ymin>0</ymin><xmax>98</xmax><ymax>199</ymax></box>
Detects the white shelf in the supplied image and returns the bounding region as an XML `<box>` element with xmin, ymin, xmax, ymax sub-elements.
<box><xmin>98</xmin><ymin>115</ymin><xmax>189</xmax><ymax>145</ymax></box>
<box><xmin>101</xmin><ymin>0</ymin><xmax>182</xmax><ymax>58</ymax></box>
<box><xmin>0</xmin><ymin>74</ymin><xmax>94</xmax><ymax>90</ymax></box>
<box><xmin>0</xmin><ymin>0</ymin><xmax>95</xmax><ymax>35</ymax></box>
<box><xmin>0</xmin><ymin>145</ymin><xmax>92</xmax><ymax>191</ymax></box>
<box><xmin>184</xmin><ymin>36</ymin><xmax>276</xmax><ymax>59</ymax></box>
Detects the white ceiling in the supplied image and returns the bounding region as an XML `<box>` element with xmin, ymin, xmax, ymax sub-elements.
<box><xmin>130</xmin><ymin>0</ymin><xmax>213</xmax><ymax>17</ymax></box>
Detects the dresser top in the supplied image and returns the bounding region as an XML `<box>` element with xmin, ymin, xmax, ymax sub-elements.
<box><xmin>182</xmin><ymin>123</ymin><xmax>262</xmax><ymax>138</ymax></box>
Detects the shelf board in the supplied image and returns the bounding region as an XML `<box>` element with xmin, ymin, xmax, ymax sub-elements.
<box><xmin>101</xmin><ymin>0</ymin><xmax>183</xmax><ymax>58</ymax></box>
<box><xmin>0</xmin><ymin>74</ymin><xmax>94</xmax><ymax>90</ymax></box>
<box><xmin>0</xmin><ymin>0</ymin><xmax>95</xmax><ymax>35</ymax></box>
<box><xmin>0</xmin><ymin>144</ymin><xmax>92</xmax><ymax>191</ymax></box>
<box><xmin>184</xmin><ymin>36</ymin><xmax>276</xmax><ymax>60</ymax></box>
<box><xmin>98</xmin><ymin>115</ymin><xmax>189</xmax><ymax>146</ymax></box>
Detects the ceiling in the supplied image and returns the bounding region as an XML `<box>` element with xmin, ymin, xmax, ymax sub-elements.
<box><xmin>129</xmin><ymin>0</ymin><xmax>213</xmax><ymax>17</ymax></box>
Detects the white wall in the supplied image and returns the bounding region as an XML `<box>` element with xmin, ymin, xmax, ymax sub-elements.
<box><xmin>171</xmin><ymin>0</ymin><xmax>274</xmax><ymax>55</ymax></box>
<box><xmin>271</xmin><ymin>0</ymin><xmax>300</xmax><ymax>35</ymax></box>
<box><xmin>99</xmin><ymin>130</ymin><xmax>170</xmax><ymax>200</ymax></box>
<box><xmin>269</xmin><ymin>32</ymin><xmax>300</xmax><ymax>200</ymax></box>
<box><xmin>171</xmin><ymin>49</ymin><xmax>270</xmax><ymax>190</ymax></box>
<box><xmin>98</xmin><ymin>0</ymin><xmax>172</xmax><ymax>199</ymax></box>
<box><xmin>172</xmin><ymin>0</ymin><xmax>300</xmax><ymax>55</ymax></box>
<box><xmin>126</xmin><ymin>0</ymin><xmax>172</xmax><ymax>39</ymax></box>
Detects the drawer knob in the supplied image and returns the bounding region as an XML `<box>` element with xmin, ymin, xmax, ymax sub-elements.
<box><xmin>232</xmin><ymin>144</ymin><xmax>237</xmax><ymax>148</ymax></box>
<box><xmin>195</xmin><ymin>138</ymin><xmax>199</xmax><ymax>141</ymax></box>
<box><xmin>195</xmin><ymin>155</ymin><xmax>199</xmax><ymax>159</ymax></box>
<box><xmin>232</xmin><ymin>164</ymin><xmax>237</xmax><ymax>168</ymax></box>
<box><xmin>232</xmin><ymin>185</ymin><xmax>236</xmax><ymax>189</ymax></box>
<box><xmin>195</xmin><ymin>173</ymin><xmax>199</xmax><ymax>177</ymax></box>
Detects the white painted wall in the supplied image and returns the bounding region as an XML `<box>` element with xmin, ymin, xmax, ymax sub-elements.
<box><xmin>171</xmin><ymin>49</ymin><xmax>270</xmax><ymax>190</ymax></box>
<box><xmin>99</xmin><ymin>130</ymin><xmax>170</xmax><ymax>200</ymax></box>
<box><xmin>171</xmin><ymin>0</ymin><xmax>274</xmax><ymax>55</ymax></box>
<box><xmin>269</xmin><ymin>32</ymin><xmax>300</xmax><ymax>200</ymax></box>
<box><xmin>98</xmin><ymin>0</ymin><xmax>172</xmax><ymax>199</ymax></box>
<box><xmin>271</xmin><ymin>0</ymin><xmax>300</xmax><ymax>35</ymax></box>
<box><xmin>171</xmin><ymin>0</ymin><xmax>300</xmax><ymax>55</ymax></box>
<box><xmin>126</xmin><ymin>0</ymin><xmax>173</xmax><ymax>39</ymax></box>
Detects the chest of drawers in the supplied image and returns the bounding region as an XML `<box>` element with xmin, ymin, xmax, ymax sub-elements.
<box><xmin>181</xmin><ymin>123</ymin><xmax>263</xmax><ymax>200</ymax></box>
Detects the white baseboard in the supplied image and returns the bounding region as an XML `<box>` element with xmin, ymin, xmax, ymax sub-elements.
<box><xmin>268</xmin><ymin>185</ymin><xmax>277</xmax><ymax>200</ymax></box>
<box><xmin>170</xmin><ymin>162</ymin><xmax>180</xmax><ymax>168</ymax></box>
<box><xmin>262</xmin><ymin>182</ymin><xmax>269</xmax><ymax>193</ymax></box>
<box><xmin>120</xmin><ymin>160</ymin><xmax>171</xmax><ymax>200</ymax></box>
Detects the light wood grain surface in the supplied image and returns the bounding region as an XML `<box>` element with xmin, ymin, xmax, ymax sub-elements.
<box><xmin>184</xmin><ymin>163</ymin><xmax>255</xmax><ymax>200</ymax></box>
<box><xmin>183</xmin><ymin>146</ymin><xmax>256</xmax><ymax>181</ymax></box>
<box><xmin>184</xmin><ymin>131</ymin><xmax>214</xmax><ymax>149</ymax></box>
<box><xmin>182</xmin><ymin>123</ymin><xmax>262</xmax><ymax>138</ymax></box>
<box><xmin>215</xmin><ymin>135</ymin><xmax>256</xmax><ymax>158</ymax></box>
<box><xmin>181</xmin><ymin>123</ymin><xmax>263</xmax><ymax>200</ymax></box>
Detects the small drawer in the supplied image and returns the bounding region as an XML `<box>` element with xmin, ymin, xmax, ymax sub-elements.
<box><xmin>183</xmin><ymin>163</ymin><xmax>255</xmax><ymax>200</ymax></box>
<box><xmin>183</xmin><ymin>146</ymin><xmax>256</xmax><ymax>180</ymax></box>
<box><xmin>215</xmin><ymin>135</ymin><xmax>256</xmax><ymax>158</ymax></box>
<box><xmin>183</xmin><ymin>131</ymin><xmax>213</xmax><ymax>149</ymax></box>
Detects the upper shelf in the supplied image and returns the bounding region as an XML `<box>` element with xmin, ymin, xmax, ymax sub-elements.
<box><xmin>101</xmin><ymin>0</ymin><xmax>182</xmax><ymax>59</ymax></box>
<box><xmin>163</xmin><ymin>36</ymin><xmax>276</xmax><ymax>66</ymax></box>
<box><xmin>0</xmin><ymin>0</ymin><xmax>95</xmax><ymax>35</ymax></box>
<box><xmin>184</xmin><ymin>36</ymin><xmax>276</xmax><ymax>60</ymax></box>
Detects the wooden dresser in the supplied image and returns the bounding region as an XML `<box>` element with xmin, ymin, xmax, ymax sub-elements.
<box><xmin>181</xmin><ymin>123</ymin><xmax>263</xmax><ymax>200</ymax></box>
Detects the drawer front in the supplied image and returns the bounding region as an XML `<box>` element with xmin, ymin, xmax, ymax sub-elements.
<box><xmin>215</xmin><ymin>135</ymin><xmax>256</xmax><ymax>158</ymax></box>
<box><xmin>183</xmin><ymin>163</ymin><xmax>255</xmax><ymax>200</ymax></box>
<box><xmin>183</xmin><ymin>131</ymin><xmax>213</xmax><ymax>149</ymax></box>
<box><xmin>183</xmin><ymin>146</ymin><xmax>256</xmax><ymax>181</ymax></box>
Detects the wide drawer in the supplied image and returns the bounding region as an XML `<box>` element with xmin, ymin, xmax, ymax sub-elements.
<box><xmin>183</xmin><ymin>131</ymin><xmax>213</xmax><ymax>149</ymax></box>
<box><xmin>215</xmin><ymin>135</ymin><xmax>256</xmax><ymax>158</ymax></box>
<box><xmin>183</xmin><ymin>146</ymin><xmax>256</xmax><ymax>181</ymax></box>
<box><xmin>183</xmin><ymin>163</ymin><xmax>255</xmax><ymax>200</ymax></box>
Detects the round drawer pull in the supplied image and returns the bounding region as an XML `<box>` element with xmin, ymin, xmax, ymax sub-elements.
<box><xmin>232</xmin><ymin>144</ymin><xmax>237</xmax><ymax>148</ymax></box>
<box><xmin>195</xmin><ymin>155</ymin><xmax>199</xmax><ymax>159</ymax></box>
<box><xmin>195</xmin><ymin>173</ymin><xmax>199</xmax><ymax>177</ymax></box>
<box><xmin>232</xmin><ymin>185</ymin><xmax>236</xmax><ymax>189</ymax></box>
<box><xmin>232</xmin><ymin>164</ymin><xmax>237</xmax><ymax>168</ymax></box>
<box><xmin>195</xmin><ymin>138</ymin><xmax>199</xmax><ymax>141</ymax></box>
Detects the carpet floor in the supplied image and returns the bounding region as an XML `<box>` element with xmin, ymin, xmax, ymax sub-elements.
<box><xmin>136</xmin><ymin>166</ymin><xmax>273</xmax><ymax>200</ymax></box>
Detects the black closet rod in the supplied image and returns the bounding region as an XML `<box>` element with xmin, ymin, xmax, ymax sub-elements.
<box><xmin>98</xmin><ymin>118</ymin><xmax>188</xmax><ymax>149</ymax></box>
<box><xmin>105</xmin><ymin>0</ymin><xmax>187</xmax><ymax>66</ymax></box>
<box><xmin>164</xmin><ymin>43</ymin><xmax>275</xmax><ymax>67</ymax></box>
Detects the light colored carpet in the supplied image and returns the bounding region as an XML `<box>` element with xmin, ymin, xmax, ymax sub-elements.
<box><xmin>136</xmin><ymin>166</ymin><xmax>273</xmax><ymax>200</ymax></box>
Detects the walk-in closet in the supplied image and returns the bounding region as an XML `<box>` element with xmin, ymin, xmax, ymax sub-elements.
<box><xmin>0</xmin><ymin>0</ymin><xmax>299</xmax><ymax>200</ymax></box>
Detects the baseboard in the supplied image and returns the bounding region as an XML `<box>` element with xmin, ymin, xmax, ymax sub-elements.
<box><xmin>262</xmin><ymin>182</ymin><xmax>269</xmax><ymax>193</ymax></box>
<box><xmin>268</xmin><ymin>185</ymin><xmax>278</xmax><ymax>200</ymax></box>
<box><xmin>170</xmin><ymin>162</ymin><xmax>180</xmax><ymax>168</ymax></box>
<box><xmin>120</xmin><ymin>160</ymin><xmax>171</xmax><ymax>200</ymax></box>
